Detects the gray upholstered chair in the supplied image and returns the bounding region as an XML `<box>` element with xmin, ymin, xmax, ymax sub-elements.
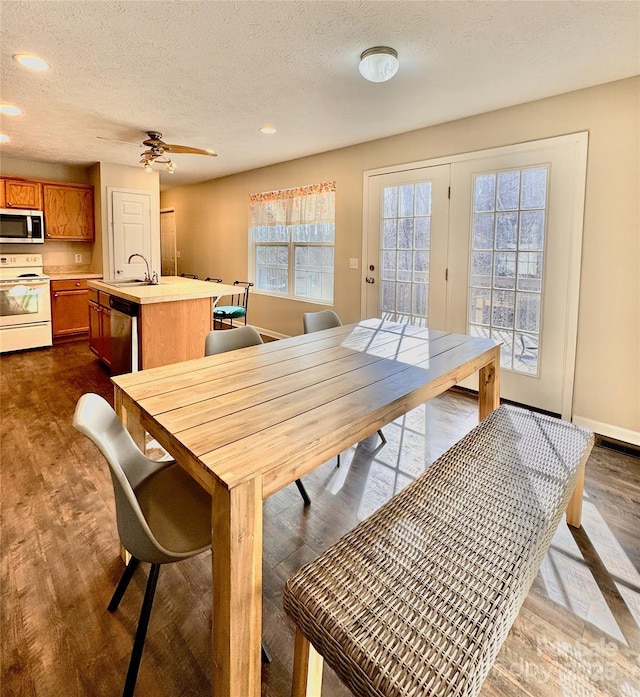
<box><xmin>302</xmin><ymin>309</ymin><xmax>343</xmax><ymax>334</ymax></box>
<box><xmin>204</xmin><ymin>327</ymin><xmax>311</xmax><ymax>506</ymax></box>
<box><xmin>204</xmin><ymin>324</ymin><xmax>263</xmax><ymax>355</ymax></box>
<box><xmin>73</xmin><ymin>393</ymin><xmax>214</xmax><ymax>697</ymax></box>
<box><xmin>302</xmin><ymin>310</ymin><xmax>387</xmax><ymax>466</ymax></box>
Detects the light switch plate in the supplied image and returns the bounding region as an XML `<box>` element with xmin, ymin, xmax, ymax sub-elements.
<box><xmin>349</xmin><ymin>258</ymin><xmax>358</xmax><ymax>269</ymax></box>
<box><xmin>75</xmin><ymin>254</ymin><xmax>82</xmax><ymax>263</ymax></box>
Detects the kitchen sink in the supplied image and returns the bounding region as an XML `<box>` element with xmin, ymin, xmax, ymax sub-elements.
<box><xmin>103</xmin><ymin>279</ymin><xmax>164</xmax><ymax>287</ymax></box>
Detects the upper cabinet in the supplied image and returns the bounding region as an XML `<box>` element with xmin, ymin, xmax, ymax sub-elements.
<box><xmin>2</xmin><ymin>178</ymin><xmax>43</xmax><ymax>209</ymax></box>
<box><xmin>0</xmin><ymin>177</ymin><xmax>95</xmax><ymax>241</ymax></box>
<box><xmin>43</xmin><ymin>183</ymin><xmax>94</xmax><ymax>241</ymax></box>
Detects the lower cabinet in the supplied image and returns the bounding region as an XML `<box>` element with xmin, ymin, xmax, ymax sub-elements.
<box><xmin>50</xmin><ymin>279</ymin><xmax>89</xmax><ymax>343</ymax></box>
<box><xmin>88</xmin><ymin>289</ymin><xmax>111</xmax><ymax>367</ymax></box>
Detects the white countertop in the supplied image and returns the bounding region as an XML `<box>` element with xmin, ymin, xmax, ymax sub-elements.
<box><xmin>88</xmin><ymin>276</ymin><xmax>239</xmax><ymax>305</ymax></box>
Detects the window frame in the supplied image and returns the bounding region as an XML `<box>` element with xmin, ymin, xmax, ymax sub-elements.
<box><xmin>248</xmin><ymin>184</ymin><xmax>336</xmax><ymax>304</ymax></box>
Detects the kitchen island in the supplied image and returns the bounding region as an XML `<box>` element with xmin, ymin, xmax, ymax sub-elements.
<box><xmin>88</xmin><ymin>277</ymin><xmax>241</xmax><ymax>371</ymax></box>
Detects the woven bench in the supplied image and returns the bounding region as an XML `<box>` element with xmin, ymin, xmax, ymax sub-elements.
<box><xmin>283</xmin><ymin>405</ymin><xmax>594</xmax><ymax>697</ymax></box>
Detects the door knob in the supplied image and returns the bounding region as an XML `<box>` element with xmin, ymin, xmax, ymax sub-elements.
<box><xmin>365</xmin><ymin>277</ymin><xmax>375</xmax><ymax>284</ymax></box>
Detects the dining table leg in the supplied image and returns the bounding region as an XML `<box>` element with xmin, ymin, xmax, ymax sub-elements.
<box><xmin>211</xmin><ymin>476</ymin><xmax>263</xmax><ymax>697</ymax></box>
<box><xmin>478</xmin><ymin>345</ymin><xmax>501</xmax><ymax>420</ymax></box>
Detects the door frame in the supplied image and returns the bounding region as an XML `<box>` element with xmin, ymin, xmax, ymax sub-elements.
<box><xmin>160</xmin><ymin>207</ymin><xmax>177</xmax><ymax>276</ymax></box>
<box><xmin>362</xmin><ymin>132</ymin><xmax>588</xmax><ymax>419</ymax></box>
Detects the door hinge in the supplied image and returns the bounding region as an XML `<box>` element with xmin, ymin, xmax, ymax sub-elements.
<box><xmin>445</xmin><ymin>268</ymin><xmax>449</xmax><ymax>281</ymax></box>
<box><xmin>448</xmin><ymin>186</ymin><xmax>451</xmax><ymax>199</ymax></box>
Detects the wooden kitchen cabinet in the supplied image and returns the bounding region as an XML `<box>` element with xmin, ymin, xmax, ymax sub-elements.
<box><xmin>43</xmin><ymin>183</ymin><xmax>94</xmax><ymax>241</ymax></box>
<box><xmin>51</xmin><ymin>279</ymin><xmax>90</xmax><ymax>343</ymax></box>
<box><xmin>88</xmin><ymin>289</ymin><xmax>111</xmax><ymax>367</ymax></box>
<box><xmin>2</xmin><ymin>178</ymin><xmax>43</xmax><ymax>209</ymax></box>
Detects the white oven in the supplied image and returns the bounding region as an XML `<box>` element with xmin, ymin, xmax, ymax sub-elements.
<box><xmin>0</xmin><ymin>254</ymin><xmax>52</xmax><ymax>353</ymax></box>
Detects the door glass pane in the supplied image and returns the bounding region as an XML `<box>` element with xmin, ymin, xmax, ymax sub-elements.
<box><xmin>380</xmin><ymin>181</ymin><xmax>432</xmax><ymax>326</ymax></box>
<box><xmin>468</xmin><ymin>166</ymin><xmax>548</xmax><ymax>375</ymax></box>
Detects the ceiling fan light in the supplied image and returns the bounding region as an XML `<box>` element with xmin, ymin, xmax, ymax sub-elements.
<box><xmin>359</xmin><ymin>46</ymin><xmax>399</xmax><ymax>83</ymax></box>
<box><xmin>143</xmin><ymin>161</ymin><xmax>153</xmax><ymax>173</ymax></box>
<box><xmin>167</xmin><ymin>161</ymin><xmax>175</xmax><ymax>174</ymax></box>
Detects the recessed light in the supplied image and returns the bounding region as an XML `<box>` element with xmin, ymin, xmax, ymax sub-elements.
<box><xmin>259</xmin><ymin>126</ymin><xmax>277</xmax><ymax>135</ymax></box>
<box><xmin>0</xmin><ymin>134</ymin><xmax>10</xmax><ymax>143</ymax></box>
<box><xmin>0</xmin><ymin>105</ymin><xmax>22</xmax><ymax>116</ymax></box>
<box><xmin>13</xmin><ymin>54</ymin><xmax>50</xmax><ymax>71</ymax></box>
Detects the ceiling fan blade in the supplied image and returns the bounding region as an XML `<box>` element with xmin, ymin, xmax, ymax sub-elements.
<box><xmin>163</xmin><ymin>143</ymin><xmax>217</xmax><ymax>157</ymax></box>
<box><xmin>97</xmin><ymin>135</ymin><xmax>142</xmax><ymax>146</ymax></box>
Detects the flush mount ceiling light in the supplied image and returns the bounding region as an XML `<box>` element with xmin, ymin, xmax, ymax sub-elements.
<box><xmin>13</xmin><ymin>54</ymin><xmax>50</xmax><ymax>71</ymax></box>
<box><xmin>0</xmin><ymin>134</ymin><xmax>10</xmax><ymax>143</ymax></box>
<box><xmin>259</xmin><ymin>125</ymin><xmax>277</xmax><ymax>135</ymax></box>
<box><xmin>359</xmin><ymin>46</ymin><xmax>399</xmax><ymax>83</ymax></box>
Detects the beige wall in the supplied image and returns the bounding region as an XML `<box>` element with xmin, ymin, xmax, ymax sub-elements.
<box><xmin>93</xmin><ymin>162</ymin><xmax>160</xmax><ymax>277</ymax></box>
<box><xmin>0</xmin><ymin>157</ymin><xmax>91</xmax><ymax>184</ymax></box>
<box><xmin>161</xmin><ymin>77</ymin><xmax>639</xmax><ymax>441</ymax></box>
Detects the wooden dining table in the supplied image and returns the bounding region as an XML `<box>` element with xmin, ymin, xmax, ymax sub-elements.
<box><xmin>111</xmin><ymin>318</ymin><xmax>501</xmax><ymax>697</ymax></box>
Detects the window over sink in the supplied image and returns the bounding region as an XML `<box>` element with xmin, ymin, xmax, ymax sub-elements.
<box><xmin>249</xmin><ymin>181</ymin><xmax>335</xmax><ymax>303</ymax></box>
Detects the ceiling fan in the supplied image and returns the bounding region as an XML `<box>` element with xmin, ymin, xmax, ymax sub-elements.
<box><xmin>98</xmin><ymin>131</ymin><xmax>217</xmax><ymax>173</ymax></box>
<box><xmin>139</xmin><ymin>131</ymin><xmax>217</xmax><ymax>173</ymax></box>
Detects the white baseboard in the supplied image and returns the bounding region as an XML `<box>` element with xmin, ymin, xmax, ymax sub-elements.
<box><xmin>572</xmin><ymin>416</ymin><xmax>640</xmax><ymax>446</ymax></box>
<box><xmin>241</xmin><ymin>321</ymin><xmax>290</xmax><ymax>340</ymax></box>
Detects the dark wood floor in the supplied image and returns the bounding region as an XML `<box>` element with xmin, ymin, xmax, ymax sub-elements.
<box><xmin>2</xmin><ymin>341</ymin><xmax>639</xmax><ymax>697</ymax></box>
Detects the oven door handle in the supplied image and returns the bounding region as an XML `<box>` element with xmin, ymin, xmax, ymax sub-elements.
<box><xmin>0</xmin><ymin>279</ymin><xmax>49</xmax><ymax>286</ymax></box>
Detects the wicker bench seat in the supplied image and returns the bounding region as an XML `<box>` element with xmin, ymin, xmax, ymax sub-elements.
<box><xmin>283</xmin><ymin>405</ymin><xmax>594</xmax><ymax>697</ymax></box>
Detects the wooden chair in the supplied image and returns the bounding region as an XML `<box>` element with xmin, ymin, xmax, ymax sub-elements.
<box><xmin>212</xmin><ymin>280</ymin><xmax>253</xmax><ymax>329</ymax></box>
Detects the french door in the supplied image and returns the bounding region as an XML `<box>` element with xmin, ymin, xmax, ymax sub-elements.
<box><xmin>362</xmin><ymin>134</ymin><xmax>588</xmax><ymax>417</ymax></box>
<box><xmin>364</xmin><ymin>165</ymin><xmax>450</xmax><ymax>329</ymax></box>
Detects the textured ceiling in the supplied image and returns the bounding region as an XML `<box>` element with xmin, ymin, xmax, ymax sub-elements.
<box><xmin>1</xmin><ymin>1</ymin><xmax>639</xmax><ymax>190</ymax></box>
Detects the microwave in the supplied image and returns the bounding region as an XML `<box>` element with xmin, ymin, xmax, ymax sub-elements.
<box><xmin>0</xmin><ymin>209</ymin><xmax>45</xmax><ymax>244</ymax></box>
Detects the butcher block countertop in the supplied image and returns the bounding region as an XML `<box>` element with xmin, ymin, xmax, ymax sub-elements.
<box><xmin>88</xmin><ymin>276</ymin><xmax>239</xmax><ymax>305</ymax></box>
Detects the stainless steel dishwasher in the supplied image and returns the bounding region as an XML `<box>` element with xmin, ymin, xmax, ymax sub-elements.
<box><xmin>109</xmin><ymin>295</ymin><xmax>139</xmax><ymax>375</ymax></box>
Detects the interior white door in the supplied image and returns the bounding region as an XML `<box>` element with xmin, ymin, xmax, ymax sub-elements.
<box><xmin>160</xmin><ymin>209</ymin><xmax>177</xmax><ymax>276</ymax></box>
<box><xmin>447</xmin><ymin>136</ymin><xmax>588</xmax><ymax>416</ymax></box>
<box><xmin>110</xmin><ymin>190</ymin><xmax>153</xmax><ymax>279</ymax></box>
<box><xmin>363</xmin><ymin>165</ymin><xmax>450</xmax><ymax>328</ymax></box>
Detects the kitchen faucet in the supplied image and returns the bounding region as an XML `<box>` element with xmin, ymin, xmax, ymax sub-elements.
<box><xmin>127</xmin><ymin>254</ymin><xmax>158</xmax><ymax>284</ymax></box>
